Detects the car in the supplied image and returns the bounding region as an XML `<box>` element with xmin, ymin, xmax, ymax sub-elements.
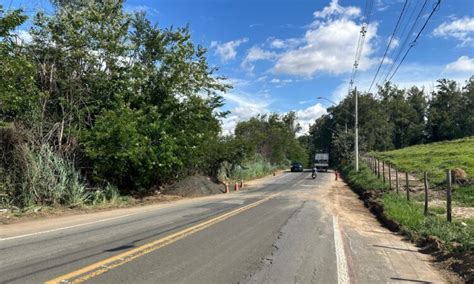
<box><xmin>290</xmin><ymin>162</ymin><xmax>304</xmax><ymax>172</ymax></box>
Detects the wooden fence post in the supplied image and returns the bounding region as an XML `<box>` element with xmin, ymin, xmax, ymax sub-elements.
<box><xmin>446</xmin><ymin>170</ymin><xmax>452</xmax><ymax>223</ymax></box>
<box><xmin>395</xmin><ymin>169</ymin><xmax>399</xmax><ymax>194</ymax></box>
<box><xmin>382</xmin><ymin>161</ymin><xmax>386</xmax><ymax>183</ymax></box>
<box><xmin>388</xmin><ymin>164</ymin><xmax>392</xmax><ymax>190</ymax></box>
<box><xmin>405</xmin><ymin>172</ymin><xmax>410</xmax><ymax>201</ymax></box>
<box><xmin>424</xmin><ymin>172</ymin><xmax>429</xmax><ymax>216</ymax></box>
<box><xmin>377</xmin><ymin>160</ymin><xmax>381</xmax><ymax>179</ymax></box>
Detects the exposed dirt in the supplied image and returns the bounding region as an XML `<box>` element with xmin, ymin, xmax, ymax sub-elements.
<box><xmin>0</xmin><ymin>194</ymin><xmax>182</xmax><ymax>225</ymax></box>
<box><xmin>339</xmin><ymin>171</ymin><xmax>472</xmax><ymax>283</ymax></box>
<box><xmin>163</xmin><ymin>175</ymin><xmax>225</xmax><ymax>197</ymax></box>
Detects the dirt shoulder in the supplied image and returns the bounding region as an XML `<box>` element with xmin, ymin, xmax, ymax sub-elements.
<box><xmin>0</xmin><ymin>171</ymin><xmax>285</xmax><ymax>227</ymax></box>
<box><xmin>323</xmin><ymin>178</ymin><xmax>462</xmax><ymax>283</ymax></box>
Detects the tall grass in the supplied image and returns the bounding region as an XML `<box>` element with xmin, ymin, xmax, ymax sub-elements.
<box><xmin>230</xmin><ymin>157</ymin><xmax>287</xmax><ymax>181</ymax></box>
<box><xmin>18</xmin><ymin>144</ymin><xmax>89</xmax><ymax>208</ymax></box>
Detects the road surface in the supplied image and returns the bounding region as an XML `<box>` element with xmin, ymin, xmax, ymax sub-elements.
<box><xmin>0</xmin><ymin>171</ymin><xmax>449</xmax><ymax>283</ymax></box>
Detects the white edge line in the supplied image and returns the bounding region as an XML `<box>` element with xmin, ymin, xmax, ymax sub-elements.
<box><xmin>0</xmin><ymin>172</ymin><xmax>293</xmax><ymax>242</ymax></box>
<box><xmin>0</xmin><ymin>211</ymin><xmax>146</xmax><ymax>242</ymax></box>
<box><xmin>333</xmin><ymin>215</ymin><xmax>350</xmax><ymax>284</ymax></box>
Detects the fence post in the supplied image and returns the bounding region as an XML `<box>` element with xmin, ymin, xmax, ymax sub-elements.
<box><xmin>382</xmin><ymin>161</ymin><xmax>386</xmax><ymax>183</ymax></box>
<box><xmin>395</xmin><ymin>169</ymin><xmax>399</xmax><ymax>194</ymax></box>
<box><xmin>446</xmin><ymin>170</ymin><xmax>452</xmax><ymax>223</ymax></box>
<box><xmin>377</xmin><ymin>160</ymin><xmax>381</xmax><ymax>179</ymax></box>
<box><xmin>423</xmin><ymin>172</ymin><xmax>428</xmax><ymax>216</ymax></box>
<box><xmin>388</xmin><ymin>164</ymin><xmax>392</xmax><ymax>190</ymax></box>
<box><xmin>405</xmin><ymin>172</ymin><xmax>410</xmax><ymax>201</ymax></box>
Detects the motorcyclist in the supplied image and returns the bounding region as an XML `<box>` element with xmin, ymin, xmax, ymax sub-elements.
<box><xmin>312</xmin><ymin>164</ymin><xmax>317</xmax><ymax>179</ymax></box>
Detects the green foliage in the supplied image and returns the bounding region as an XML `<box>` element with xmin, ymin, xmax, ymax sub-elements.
<box><xmin>340</xmin><ymin>163</ymin><xmax>389</xmax><ymax>191</ymax></box>
<box><xmin>373</xmin><ymin>137</ymin><xmax>474</xmax><ymax>183</ymax></box>
<box><xmin>235</xmin><ymin>112</ymin><xmax>308</xmax><ymax>166</ymax></box>
<box><xmin>0</xmin><ymin>6</ymin><xmax>39</xmax><ymax>123</ymax></box>
<box><xmin>230</xmin><ymin>156</ymin><xmax>285</xmax><ymax>181</ymax></box>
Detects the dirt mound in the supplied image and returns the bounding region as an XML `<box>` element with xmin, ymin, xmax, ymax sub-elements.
<box><xmin>451</xmin><ymin>168</ymin><xmax>470</xmax><ymax>185</ymax></box>
<box><xmin>163</xmin><ymin>176</ymin><xmax>225</xmax><ymax>197</ymax></box>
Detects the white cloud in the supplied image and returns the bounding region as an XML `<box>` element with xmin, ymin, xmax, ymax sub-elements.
<box><xmin>313</xmin><ymin>0</ymin><xmax>360</xmax><ymax>19</ymax></box>
<box><xmin>14</xmin><ymin>29</ymin><xmax>32</xmax><ymax>44</ymax></box>
<box><xmin>296</xmin><ymin>103</ymin><xmax>327</xmax><ymax>134</ymax></box>
<box><xmin>241</xmin><ymin>46</ymin><xmax>277</xmax><ymax>71</ymax></box>
<box><xmin>446</xmin><ymin>56</ymin><xmax>474</xmax><ymax>73</ymax></box>
<box><xmin>433</xmin><ymin>17</ymin><xmax>474</xmax><ymax>46</ymax></box>
<box><xmin>220</xmin><ymin>92</ymin><xmax>270</xmax><ymax>135</ymax></box>
<box><xmin>273</xmin><ymin>0</ymin><xmax>378</xmax><ymax>77</ymax></box>
<box><xmin>388</xmin><ymin>37</ymin><xmax>399</xmax><ymax>51</ymax></box>
<box><xmin>268</xmin><ymin>37</ymin><xmax>303</xmax><ymax>49</ymax></box>
<box><xmin>211</xmin><ymin>38</ymin><xmax>248</xmax><ymax>62</ymax></box>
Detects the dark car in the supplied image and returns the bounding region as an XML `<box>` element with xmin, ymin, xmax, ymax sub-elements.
<box><xmin>290</xmin><ymin>162</ymin><xmax>304</xmax><ymax>172</ymax></box>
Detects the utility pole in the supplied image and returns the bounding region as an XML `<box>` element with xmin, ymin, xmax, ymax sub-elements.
<box><xmin>354</xmin><ymin>87</ymin><xmax>359</xmax><ymax>172</ymax></box>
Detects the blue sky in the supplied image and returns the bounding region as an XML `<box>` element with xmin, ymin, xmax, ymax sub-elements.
<box><xmin>3</xmin><ymin>0</ymin><xmax>474</xmax><ymax>134</ymax></box>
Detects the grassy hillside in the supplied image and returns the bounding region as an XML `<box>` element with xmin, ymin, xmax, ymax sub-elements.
<box><xmin>373</xmin><ymin>137</ymin><xmax>474</xmax><ymax>183</ymax></box>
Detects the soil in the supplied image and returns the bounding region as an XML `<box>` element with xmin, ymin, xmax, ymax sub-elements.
<box><xmin>163</xmin><ymin>175</ymin><xmax>226</xmax><ymax>197</ymax></box>
<box><xmin>0</xmin><ymin>194</ymin><xmax>181</xmax><ymax>225</ymax></box>
<box><xmin>340</xmin><ymin>170</ymin><xmax>472</xmax><ymax>283</ymax></box>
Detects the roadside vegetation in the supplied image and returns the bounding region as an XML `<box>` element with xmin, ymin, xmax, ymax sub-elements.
<box><xmin>0</xmin><ymin>1</ymin><xmax>306</xmax><ymax>212</ymax></box>
<box><xmin>342</xmin><ymin>164</ymin><xmax>474</xmax><ymax>253</ymax></box>
<box><xmin>372</xmin><ymin>137</ymin><xmax>474</xmax><ymax>183</ymax></box>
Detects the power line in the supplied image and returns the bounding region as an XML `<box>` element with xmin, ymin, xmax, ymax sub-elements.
<box><xmin>375</xmin><ymin>0</ymin><xmax>419</xmax><ymax>88</ymax></box>
<box><xmin>381</xmin><ymin>0</ymin><xmax>429</xmax><ymax>84</ymax></box>
<box><xmin>368</xmin><ymin>0</ymin><xmax>409</xmax><ymax>93</ymax></box>
<box><xmin>388</xmin><ymin>0</ymin><xmax>441</xmax><ymax>81</ymax></box>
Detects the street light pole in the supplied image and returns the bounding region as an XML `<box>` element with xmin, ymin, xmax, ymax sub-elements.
<box><xmin>354</xmin><ymin>87</ymin><xmax>359</xmax><ymax>172</ymax></box>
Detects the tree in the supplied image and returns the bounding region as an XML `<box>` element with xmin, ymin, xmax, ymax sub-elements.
<box><xmin>427</xmin><ymin>79</ymin><xmax>464</xmax><ymax>141</ymax></box>
<box><xmin>0</xmin><ymin>6</ymin><xmax>38</xmax><ymax>123</ymax></box>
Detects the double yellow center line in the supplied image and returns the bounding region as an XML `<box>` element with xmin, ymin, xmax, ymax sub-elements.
<box><xmin>45</xmin><ymin>193</ymin><xmax>279</xmax><ymax>284</ymax></box>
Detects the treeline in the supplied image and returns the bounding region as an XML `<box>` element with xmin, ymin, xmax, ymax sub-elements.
<box><xmin>0</xmin><ymin>1</ymin><xmax>306</xmax><ymax>209</ymax></box>
<box><xmin>309</xmin><ymin>78</ymin><xmax>474</xmax><ymax>165</ymax></box>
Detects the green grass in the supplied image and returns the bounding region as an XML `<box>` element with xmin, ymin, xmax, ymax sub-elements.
<box><xmin>383</xmin><ymin>193</ymin><xmax>474</xmax><ymax>252</ymax></box>
<box><xmin>343</xmin><ymin>163</ymin><xmax>473</xmax><ymax>253</ymax></box>
<box><xmin>341</xmin><ymin>163</ymin><xmax>389</xmax><ymax>192</ymax></box>
<box><xmin>372</xmin><ymin>137</ymin><xmax>474</xmax><ymax>184</ymax></box>
<box><xmin>453</xmin><ymin>185</ymin><xmax>474</xmax><ymax>207</ymax></box>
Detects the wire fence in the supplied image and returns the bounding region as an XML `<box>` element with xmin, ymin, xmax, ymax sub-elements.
<box><xmin>362</xmin><ymin>156</ymin><xmax>472</xmax><ymax>223</ymax></box>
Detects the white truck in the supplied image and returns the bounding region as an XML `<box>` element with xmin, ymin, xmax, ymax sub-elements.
<box><xmin>314</xmin><ymin>153</ymin><xmax>329</xmax><ymax>172</ymax></box>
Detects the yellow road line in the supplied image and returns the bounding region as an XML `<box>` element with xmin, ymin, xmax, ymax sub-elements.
<box><xmin>45</xmin><ymin>193</ymin><xmax>280</xmax><ymax>284</ymax></box>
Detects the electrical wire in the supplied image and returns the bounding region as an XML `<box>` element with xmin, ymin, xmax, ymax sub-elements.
<box><xmin>381</xmin><ymin>0</ymin><xmax>429</xmax><ymax>84</ymax></box>
<box><xmin>388</xmin><ymin>0</ymin><xmax>441</xmax><ymax>81</ymax></box>
<box><xmin>368</xmin><ymin>0</ymin><xmax>409</xmax><ymax>93</ymax></box>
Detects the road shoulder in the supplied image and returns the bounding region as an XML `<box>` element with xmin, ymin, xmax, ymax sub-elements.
<box><xmin>327</xmin><ymin>179</ymin><xmax>461</xmax><ymax>283</ymax></box>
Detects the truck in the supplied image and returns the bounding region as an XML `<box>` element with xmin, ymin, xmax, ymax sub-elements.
<box><xmin>314</xmin><ymin>153</ymin><xmax>329</xmax><ymax>172</ymax></box>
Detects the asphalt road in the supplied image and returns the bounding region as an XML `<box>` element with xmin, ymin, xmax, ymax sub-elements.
<box><xmin>0</xmin><ymin>171</ymin><xmax>447</xmax><ymax>284</ymax></box>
